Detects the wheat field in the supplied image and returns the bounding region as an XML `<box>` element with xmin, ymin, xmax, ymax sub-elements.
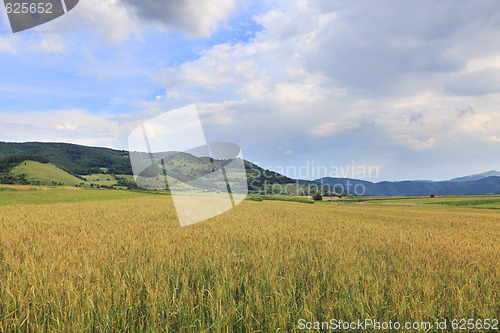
<box><xmin>0</xmin><ymin>190</ymin><xmax>499</xmax><ymax>331</ymax></box>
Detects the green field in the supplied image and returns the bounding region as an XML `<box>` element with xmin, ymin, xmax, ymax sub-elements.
<box><xmin>0</xmin><ymin>186</ymin><xmax>149</xmax><ymax>206</ymax></box>
<box><xmin>334</xmin><ymin>195</ymin><xmax>500</xmax><ymax>209</ymax></box>
<box><xmin>0</xmin><ymin>188</ymin><xmax>498</xmax><ymax>332</ymax></box>
<box><xmin>80</xmin><ymin>173</ymin><xmax>118</xmax><ymax>187</ymax></box>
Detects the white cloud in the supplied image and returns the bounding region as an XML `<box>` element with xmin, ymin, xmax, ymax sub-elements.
<box><xmin>309</xmin><ymin>122</ymin><xmax>341</xmax><ymax>136</ymax></box>
<box><xmin>121</xmin><ymin>0</ymin><xmax>237</xmax><ymax>37</ymax></box>
<box><xmin>396</xmin><ymin>135</ymin><xmax>436</xmax><ymax>151</ymax></box>
<box><xmin>28</xmin><ymin>36</ymin><xmax>66</xmax><ymax>53</ymax></box>
<box><xmin>56</xmin><ymin>123</ymin><xmax>78</xmax><ymax>131</ymax></box>
<box><xmin>42</xmin><ymin>0</ymin><xmax>236</xmax><ymax>43</ymax></box>
<box><xmin>0</xmin><ymin>36</ymin><xmax>18</xmax><ymax>53</ymax></box>
<box><xmin>45</xmin><ymin>0</ymin><xmax>140</xmax><ymax>44</ymax></box>
<box><xmin>0</xmin><ymin>109</ymin><xmax>124</xmax><ymax>147</ymax></box>
<box><xmin>458</xmin><ymin>114</ymin><xmax>493</xmax><ymax>132</ymax></box>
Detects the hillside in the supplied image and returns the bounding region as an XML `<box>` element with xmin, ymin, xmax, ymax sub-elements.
<box><xmin>0</xmin><ymin>142</ymin><xmax>321</xmax><ymax>194</ymax></box>
<box><xmin>12</xmin><ymin>161</ymin><xmax>84</xmax><ymax>187</ymax></box>
<box><xmin>0</xmin><ymin>142</ymin><xmax>132</xmax><ymax>175</ymax></box>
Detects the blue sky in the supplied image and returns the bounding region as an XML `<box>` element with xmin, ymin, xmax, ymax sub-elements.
<box><xmin>1</xmin><ymin>0</ymin><xmax>500</xmax><ymax>181</ymax></box>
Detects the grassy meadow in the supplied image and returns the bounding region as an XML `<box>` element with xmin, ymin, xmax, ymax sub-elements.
<box><xmin>336</xmin><ymin>194</ymin><xmax>500</xmax><ymax>209</ymax></box>
<box><xmin>0</xmin><ymin>187</ymin><xmax>499</xmax><ymax>331</ymax></box>
<box><xmin>9</xmin><ymin>161</ymin><xmax>128</xmax><ymax>189</ymax></box>
<box><xmin>11</xmin><ymin>162</ymin><xmax>84</xmax><ymax>187</ymax></box>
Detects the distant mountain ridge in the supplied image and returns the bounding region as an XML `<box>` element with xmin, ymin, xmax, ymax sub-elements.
<box><xmin>449</xmin><ymin>170</ymin><xmax>500</xmax><ymax>182</ymax></box>
<box><xmin>316</xmin><ymin>172</ymin><xmax>500</xmax><ymax>196</ymax></box>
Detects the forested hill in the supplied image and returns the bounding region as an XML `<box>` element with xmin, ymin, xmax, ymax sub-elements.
<box><xmin>0</xmin><ymin>142</ymin><xmax>132</xmax><ymax>175</ymax></box>
<box><xmin>0</xmin><ymin>142</ymin><xmax>310</xmax><ymax>189</ymax></box>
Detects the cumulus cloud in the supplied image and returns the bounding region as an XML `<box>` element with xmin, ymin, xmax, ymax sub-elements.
<box><xmin>409</xmin><ymin>112</ymin><xmax>424</xmax><ymax>124</ymax></box>
<box><xmin>56</xmin><ymin>123</ymin><xmax>78</xmax><ymax>131</ymax></box>
<box><xmin>42</xmin><ymin>0</ymin><xmax>236</xmax><ymax>43</ymax></box>
<box><xmin>456</xmin><ymin>106</ymin><xmax>474</xmax><ymax>118</ymax></box>
<box><xmin>41</xmin><ymin>0</ymin><xmax>141</xmax><ymax>44</ymax></box>
<box><xmin>446</xmin><ymin>69</ymin><xmax>500</xmax><ymax>96</ymax></box>
<box><xmin>145</xmin><ymin>0</ymin><xmax>500</xmax><ymax>180</ymax></box>
<box><xmin>0</xmin><ymin>109</ymin><xmax>126</xmax><ymax>147</ymax></box>
<box><xmin>396</xmin><ymin>135</ymin><xmax>436</xmax><ymax>151</ymax></box>
<box><xmin>302</xmin><ymin>0</ymin><xmax>500</xmax><ymax>93</ymax></box>
<box><xmin>121</xmin><ymin>0</ymin><xmax>237</xmax><ymax>36</ymax></box>
<box><xmin>309</xmin><ymin>122</ymin><xmax>341</xmax><ymax>137</ymax></box>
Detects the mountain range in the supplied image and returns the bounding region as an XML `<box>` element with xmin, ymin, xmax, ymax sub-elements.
<box><xmin>1</xmin><ymin>141</ymin><xmax>500</xmax><ymax>196</ymax></box>
<box><xmin>315</xmin><ymin>171</ymin><xmax>500</xmax><ymax>196</ymax></box>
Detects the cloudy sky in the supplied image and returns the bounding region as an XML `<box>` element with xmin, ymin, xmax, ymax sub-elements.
<box><xmin>1</xmin><ymin>0</ymin><xmax>500</xmax><ymax>181</ymax></box>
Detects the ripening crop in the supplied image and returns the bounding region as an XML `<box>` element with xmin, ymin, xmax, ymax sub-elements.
<box><xmin>0</xmin><ymin>189</ymin><xmax>498</xmax><ymax>332</ymax></box>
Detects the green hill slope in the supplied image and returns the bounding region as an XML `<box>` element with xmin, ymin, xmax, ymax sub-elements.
<box><xmin>12</xmin><ymin>161</ymin><xmax>84</xmax><ymax>186</ymax></box>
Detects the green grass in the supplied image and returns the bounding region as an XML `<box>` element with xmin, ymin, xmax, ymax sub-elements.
<box><xmin>11</xmin><ymin>161</ymin><xmax>84</xmax><ymax>186</ymax></box>
<box><xmin>80</xmin><ymin>173</ymin><xmax>118</xmax><ymax>187</ymax></box>
<box><xmin>245</xmin><ymin>195</ymin><xmax>263</xmax><ymax>201</ymax></box>
<box><xmin>0</xmin><ymin>186</ymin><xmax>154</xmax><ymax>206</ymax></box>
<box><xmin>117</xmin><ymin>174</ymin><xmax>135</xmax><ymax>182</ymax></box>
<box><xmin>10</xmin><ymin>162</ymin><xmax>136</xmax><ymax>189</ymax></box>
<box><xmin>335</xmin><ymin>195</ymin><xmax>500</xmax><ymax>209</ymax></box>
<box><xmin>259</xmin><ymin>195</ymin><xmax>314</xmax><ymax>203</ymax></box>
<box><xmin>425</xmin><ymin>196</ymin><xmax>500</xmax><ymax>208</ymax></box>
